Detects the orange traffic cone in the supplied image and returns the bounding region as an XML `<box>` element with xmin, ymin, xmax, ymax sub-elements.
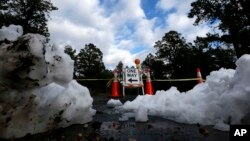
<box><xmin>145</xmin><ymin>67</ymin><xmax>154</xmax><ymax>95</ymax></box>
<box><xmin>110</xmin><ymin>69</ymin><xmax>122</xmax><ymax>98</ymax></box>
<box><xmin>197</xmin><ymin>68</ymin><xmax>203</xmax><ymax>84</ymax></box>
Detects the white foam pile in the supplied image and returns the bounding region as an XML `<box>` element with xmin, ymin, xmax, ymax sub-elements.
<box><xmin>121</xmin><ymin>54</ymin><xmax>250</xmax><ymax>131</ymax></box>
<box><xmin>107</xmin><ymin>99</ymin><xmax>123</xmax><ymax>108</ymax></box>
<box><xmin>0</xmin><ymin>25</ymin><xmax>96</xmax><ymax>139</ymax></box>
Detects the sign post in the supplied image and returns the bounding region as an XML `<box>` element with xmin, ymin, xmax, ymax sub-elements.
<box><xmin>125</xmin><ymin>68</ymin><xmax>140</xmax><ymax>85</ymax></box>
<box><xmin>122</xmin><ymin>59</ymin><xmax>144</xmax><ymax>97</ymax></box>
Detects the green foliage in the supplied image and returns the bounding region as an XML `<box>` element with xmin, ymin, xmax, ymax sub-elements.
<box><xmin>146</xmin><ymin>30</ymin><xmax>236</xmax><ymax>79</ymax></box>
<box><xmin>64</xmin><ymin>44</ymin><xmax>112</xmax><ymax>79</ymax></box>
<box><xmin>192</xmin><ymin>37</ymin><xmax>236</xmax><ymax>76</ymax></box>
<box><xmin>64</xmin><ymin>45</ymin><xmax>76</xmax><ymax>60</ymax></box>
<box><xmin>100</xmin><ymin>69</ymin><xmax>113</xmax><ymax>79</ymax></box>
<box><xmin>116</xmin><ymin>61</ymin><xmax>123</xmax><ymax>72</ymax></box>
<box><xmin>142</xmin><ymin>53</ymin><xmax>167</xmax><ymax>79</ymax></box>
<box><xmin>76</xmin><ymin>43</ymin><xmax>105</xmax><ymax>79</ymax></box>
<box><xmin>0</xmin><ymin>0</ymin><xmax>57</xmax><ymax>37</ymax></box>
<box><xmin>154</xmin><ymin>31</ymin><xmax>194</xmax><ymax>78</ymax></box>
<box><xmin>188</xmin><ymin>0</ymin><xmax>250</xmax><ymax>58</ymax></box>
<box><xmin>0</xmin><ymin>1</ymin><xmax>9</xmax><ymax>27</ymax></box>
<box><xmin>116</xmin><ymin>61</ymin><xmax>123</xmax><ymax>79</ymax></box>
<box><xmin>155</xmin><ymin>31</ymin><xmax>190</xmax><ymax>62</ymax></box>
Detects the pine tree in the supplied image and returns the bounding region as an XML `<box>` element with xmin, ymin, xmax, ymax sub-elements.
<box><xmin>76</xmin><ymin>43</ymin><xmax>105</xmax><ymax>78</ymax></box>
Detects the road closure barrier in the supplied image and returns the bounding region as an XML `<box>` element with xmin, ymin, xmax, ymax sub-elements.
<box><xmin>197</xmin><ymin>67</ymin><xmax>203</xmax><ymax>84</ymax></box>
<box><xmin>76</xmin><ymin>67</ymin><xmax>205</xmax><ymax>96</ymax></box>
<box><xmin>76</xmin><ymin>78</ymin><xmax>204</xmax><ymax>82</ymax></box>
<box><xmin>152</xmin><ymin>78</ymin><xmax>203</xmax><ymax>82</ymax></box>
<box><xmin>145</xmin><ymin>67</ymin><xmax>154</xmax><ymax>95</ymax></box>
<box><xmin>110</xmin><ymin>69</ymin><xmax>122</xmax><ymax>98</ymax></box>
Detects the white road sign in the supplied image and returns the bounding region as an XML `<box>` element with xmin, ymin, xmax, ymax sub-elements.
<box><xmin>125</xmin><ymin>68</ymin><xmax>140</xmax><ymax>85</ymax></box>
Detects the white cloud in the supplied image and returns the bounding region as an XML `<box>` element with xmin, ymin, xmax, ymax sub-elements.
<box><xmin>116</xmin><ymin>39</ymin><xmax>134</xmax><ymax>50</ymax></box>
<box><xmin>49</xmin><ymin>0</ymin><xmax>115</xmax><ymax>66</ymax></box>
<box><xmin>156</xmin><ymin>0</ymin><xmax>179</xmax><ymax>11</ymax></box>
<box><xmin>167</xmin><ymin>14</ymin><xmax>193</xmax><ymax>30</ymax></box>
<box><xmin>103</xmin><ymin>46</ymin><xmax>133</xmax><ymax>68</ymax></box>
<box><xmin>51</xmin><ymin>0</ymin><xmax>108</xmax><ymax>29</ymax></box>
<box><xmin>156</xmin><ymin>0</ymin><xmax>194</xmax><ymax>14</ymax></box>
<box><xmin>109</xmin><ymin>0</ymin><xmax>145</xmax><ymax>25</ymax></box>
<box><xmin>49</xmin><ymin>0</ymin><xmax>157</xmax><ymax>69</ymax></box>
<box><xmin>135</xmin><ymin>18</ymin><xmax>162</xmax><ymax>47</ymax></box>
<box><xmin>166</xmin><ymin>13</ymin><xmax>210</xmax><ymax>42</ymax></box>
<box><xmin>48</xmin><ymin>0</ymin><xmax>212</xmax><ymax>69</ymax></box>
<box><xmin>48</xmin><ymin>18</ymin><xmax>113</xmax><ymax>54</ymax></box>
<box><xmin>155</xmin><ymin>0</ymin><xmax>211</xmax><ymax>42</ymax></box>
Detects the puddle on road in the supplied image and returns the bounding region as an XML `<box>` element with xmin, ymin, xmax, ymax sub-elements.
<box><xmin>99</xmin><ymin>121</ymin><xmax>173</xmax><ymax>141</ymax></box>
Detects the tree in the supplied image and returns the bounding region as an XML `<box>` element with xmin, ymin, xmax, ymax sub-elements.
<box><xmin>154</xmin><ymin>31</ymin><xmax>192</xmax><ymax>62</ymax></box>
<box><xmin>116</xmin><ymin>61</ymin><xmax>123</xmax><ymax>71</ymax></box>
<box><xmin>64</xmin><ymin>45</ymin><xmax>77</xmax><ymax>78</ymax></box>
<box><xmin>192</xmin><ymin>36</ymin><xmax>236</xmax><ymax>76</ymax></box>
<box><xmin>64</xmin><ymin>45</ymin><xmax>76</xmax><ymax>60</ymax></box>
<box><xmin>100</xmin><ymin>69</ymin><xmax>113</xmax><ymax>79</ymax></box>
<box><xmin>142</xmin><ymin>53</ymin><xmax>167</xmax><ymax>79</ymax></box>
<box><xmin>0</xmin><ymin>1</ymin><xmax>5</xmax><ymax>8</ymax></box>
<box><xmin>116</xmin><ymin>61</ymin><xmax>123</xmax><ymax>79</ymax></box>
<box><xmin>152</xmin><ymin>30</ymin><xmax>235</xmax><ymax>79</ymax></box>
<box><xmin>154</xmin><ymin>31</ymin><xmax>194</xmax><ymax>78</ymax></box>
<box><xmin>76</xmin><ymin>43</ymin><xmax>105</xmax><ymax>78</ymax></box>
<box><xmin>1</xmin><ymin>0</ymin><xmax>57</xmax><ymax>37</ymax></box>
<box><xmin>0</xmin><ymin>1</ymin><xmax>13</xmax><ymax>29</ymax></box>
<box><xmin>188</xmin><ymin>0</ymin><xmax>250</xmax><ymax>58</ymax></box>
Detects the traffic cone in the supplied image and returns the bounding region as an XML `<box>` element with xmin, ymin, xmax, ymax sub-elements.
<box><xmin>110</xmin><ymin>69</ymin><xmax>122</xmax><ymax>98</ymax></box>
<box><xmin>197</xmin><ymin>68</ymin><xmax>203</xmax><ymax>84</ymax></box>
<box><xmin>145</xmin><ymin>67</ymin><xmax>154</xmax><ymax>95</ymax></box>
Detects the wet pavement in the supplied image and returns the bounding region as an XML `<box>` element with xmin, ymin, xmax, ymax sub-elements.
<box><xmin>0</xmin><ymin>95</ymin><xmax>229</xmax><ymax>141</ymax></box>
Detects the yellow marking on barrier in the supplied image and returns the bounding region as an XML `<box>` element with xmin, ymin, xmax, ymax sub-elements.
<box><xmin>106</xmin><ymin>78</ymin><xmax>114</xmax><ymax>87</ymax></box>
<box><xmin>152</xmin><ymin>78</ymin><xmax>205</xmax><ymax>82</ymax></box>
<box><xmin>76</xmin><ymin>78</ymin><xmax>206</xmax><ymax>87</ymax></box>
<box><xmin>76</xmin><ymin>79</ymin><xmax>111</xmax><ymax>81</ymax></box>
<box><xmin>76</xmin><ymin>78</ymin><xmax>206</xmax><ymax>81</ymax></box>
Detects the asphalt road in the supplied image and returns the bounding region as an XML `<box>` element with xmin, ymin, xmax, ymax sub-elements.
<box><xmin>0</xmin><ymin>95</ymin><xmax>229</xmax><ymax>141</ymax></box>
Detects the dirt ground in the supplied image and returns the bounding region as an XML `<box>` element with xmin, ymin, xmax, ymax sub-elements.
<box><xmin>0</xmin><ymin>95</ymin><xmax>229</xmax><ymax>141</ymax></box>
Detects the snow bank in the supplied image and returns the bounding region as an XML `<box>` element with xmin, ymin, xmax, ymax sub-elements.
<box><xmin>121</xmin><ymin>55</ymin><xmax>250</xmax><ymax>131</ymax></box>
<box><xmin>107</xmin><ymin>99</ymin><xmax>123</xmax><ymax>108</ymax></box>
<box><xmin>0</xmin><ymin>25</ymin><xmax>95</xmax><ymax>139</ymax></box>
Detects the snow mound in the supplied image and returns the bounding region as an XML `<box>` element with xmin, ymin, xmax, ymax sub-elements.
<box><xmin>107</xmin><ymin>99</ymin><xmax>123</xmax><ymax>108</ymax></box>
<box><xmin>135</xmin><ymin>106</ymin><xmax>148</xmax><ymax>122</ymax></box>
<box><xmin>0</xmin><ymin>25</ymin><xmax>95</xmax><ymax>139</ymax></box>
<box><xmin>121</xmin><ymin>54</ymin><xmax>250</xmax><ymax>131</ymax></box>
<box><xmin>0</xmin><ymin>33</ymin><xmax>73</xmax><ymax>89</ymax></box>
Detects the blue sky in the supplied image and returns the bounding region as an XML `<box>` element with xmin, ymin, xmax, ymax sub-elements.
<box><xmin>49</xmin><ymin>0</ymin><xmax>211</xmax><ymax>69</ymax></box>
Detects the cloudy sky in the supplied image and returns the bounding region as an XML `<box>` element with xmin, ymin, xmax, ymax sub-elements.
<box><xmin>48</xmin><ymin>0</ymin><xmax>211</xmax><ymax>69</ymax></box>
